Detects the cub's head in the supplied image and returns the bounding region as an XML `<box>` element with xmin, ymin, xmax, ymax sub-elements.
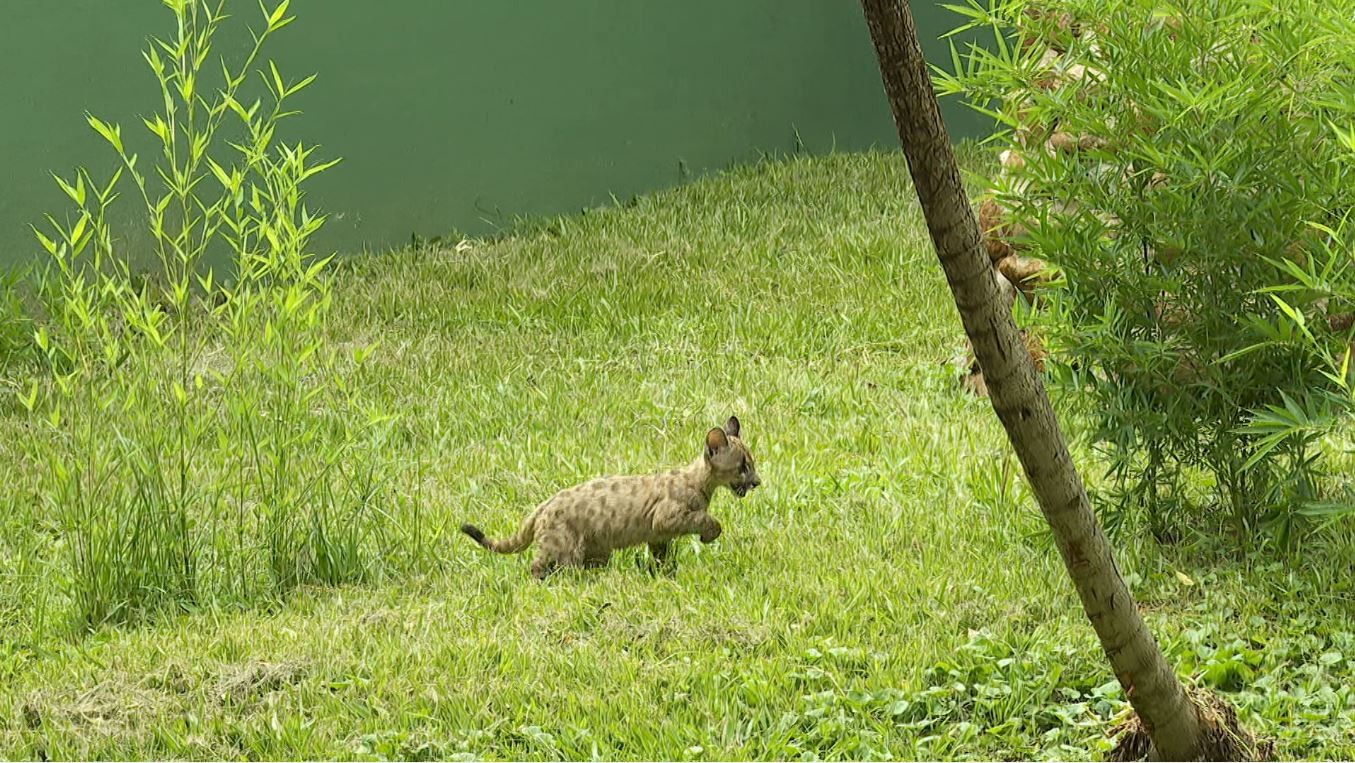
<box><xmin>704</xmin><ymin>416</ymin><xmax>762</xmax><ymax>498</ymax></box>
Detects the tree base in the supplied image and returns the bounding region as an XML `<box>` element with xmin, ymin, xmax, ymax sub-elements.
<box><xmin>1108</xmin><ymin>689</ymin><xmax>1273</xmax><ymax>762</ymax></box>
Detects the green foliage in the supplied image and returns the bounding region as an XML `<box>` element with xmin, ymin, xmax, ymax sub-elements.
<box><xmin>937</xmin><ymin>0</ymin><xmax>1355</xmax><ymax>543</ymax></box>
<box><xmin>1</xmin><ymin>150</ymin><xmax>1353</xmax><ymax>760</ymax></box>
<box><xmin>780</xmin><ymin>632</ymin><xmax>1127</xmax><ymax>759</ymax></box>
<box><xmin>1236</xmin><ymin>218</ymin><xmax>1355</xmax><ymax>543</ymax></box>
<box><xmin>24</xmin><ymin>0</ymin><xmax>408</xmax><ymax>631</ymax></box>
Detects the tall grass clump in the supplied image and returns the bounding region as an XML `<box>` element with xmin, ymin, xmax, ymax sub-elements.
<box><xmin>24</xmin><ymin>0</ymin><xmax>406</xmax><ymax>631</ymax></box>
<box><xmin>0</xmin><ymin>269</ymin><xmax>35</xmax><ymax>378</ymax></box>
<box><xmin>938</xmin><ymin>0</ymin><xmax>1355</xmax><ymax>545</ymax></box>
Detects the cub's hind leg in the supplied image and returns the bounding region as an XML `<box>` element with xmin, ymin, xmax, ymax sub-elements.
<box><xmin>530</xmin><ymin>553</ymin><xmax>557</xmax><ymax>580</ymax></box>
<box><xmin>531</xmin><ymin>527</ymin><xmax>584</xmax><ymax>580</ymax></box>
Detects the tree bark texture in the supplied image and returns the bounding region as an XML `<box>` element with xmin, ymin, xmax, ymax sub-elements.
<box><xmin>856</xmin><ymin>1</ymin><xmax>1205</xmax><ymax>758</ymax></box>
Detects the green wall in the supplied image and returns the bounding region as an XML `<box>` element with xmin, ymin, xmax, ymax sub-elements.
<box><xmin>1</xmin><ymin>1</ymin><xmax>984</xmax><ymax>263</ymax></box>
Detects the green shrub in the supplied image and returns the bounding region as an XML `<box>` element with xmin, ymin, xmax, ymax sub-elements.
<box><xmin>937</xmin><ymin>0</ymin><xmax>1355</xmax><ymax>543</ymax></box>
<box><xmin>26</xmin><ymin>0</ymin><xmax>408</xmax><ymax>631</ymax></box>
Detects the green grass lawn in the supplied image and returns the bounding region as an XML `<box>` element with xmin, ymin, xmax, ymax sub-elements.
<box><xmin>3</xmin><ymin>150</ymin><xmax>1355</xmax><ymax>760</ymax></box>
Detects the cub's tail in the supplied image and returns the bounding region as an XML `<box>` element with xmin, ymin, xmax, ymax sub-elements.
<box><xmin>460</xmin><ymin>513</ymin><xmax>536</xmax><ymax>555</ymax></box>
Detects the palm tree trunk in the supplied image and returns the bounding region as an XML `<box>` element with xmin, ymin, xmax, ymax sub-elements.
<box><xmin>855</xmin><ymin>1</ymin><xmax>1206</xmax><ymax>758</ymax></box>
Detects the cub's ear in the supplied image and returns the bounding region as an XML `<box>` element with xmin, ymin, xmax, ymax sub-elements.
<box><xmin>723</xmin><ymin>415</ymin><xmax>741</xmax><ymax>438</ymax></box>
<box><xmin>705</xmin><ymin>427</ymin><xmax>729</xmax><ymax>457</ymax></box>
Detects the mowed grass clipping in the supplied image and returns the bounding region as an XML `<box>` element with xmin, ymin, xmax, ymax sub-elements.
<box><xmin>3</xmin><ymin>150</ymin><xmax>1355</xmax><ymax>760</ymax></box>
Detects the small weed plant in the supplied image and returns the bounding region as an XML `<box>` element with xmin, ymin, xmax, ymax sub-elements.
<box><xmin>938</xmin><ymin>0</ymin><xmax>1355</xmax><ymax>544</ymax></box>
<box><xmin>25</xmin><ymin>0</ymin><xmax>407</xmax><ymax>631</ymax></box>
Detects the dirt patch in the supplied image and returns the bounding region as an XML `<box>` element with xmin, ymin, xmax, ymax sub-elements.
<box><xmin>1109</xmin><ymin>688</ymin><xmax>1273</xmax><ymax>761</ymax></box>
<box><xmin>698</xmin><ymin>620</ymin><xmax>773</xmax><ymax>650</ymax></box>
<box><xmin>602</xmin><ymin>614</ymin><xmax>772</xmax><ymax>651</ymax></box>
<box><xmin>214</xmin><ymin>659</ymin><xmax>308</xmax><ymax>705</ymax></box>
<box><xmin>142</xmin><ymin>660</ymin><xmax>197</xmax><ymax>695</ymax></box>
<box><xmin>21</xmin><ymin>680</ymin><xmax>172</xmax><ymax>732</ymax></box>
